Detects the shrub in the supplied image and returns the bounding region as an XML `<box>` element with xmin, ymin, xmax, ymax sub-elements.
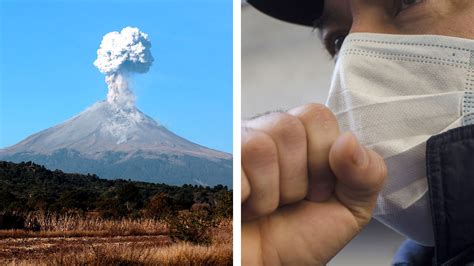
<box><xmin>143</xmin><ymin>193</ymin><xmax>172</xmax><ymax>219</ymax></box>
<box><xmin>165</xmin><ymin>210</ymin><xmax>218</xmax><ymax>245</ymax></box>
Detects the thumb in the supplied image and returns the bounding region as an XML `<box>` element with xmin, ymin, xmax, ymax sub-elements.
<box><xmin>329</xmin><ymin>132</ymin><xmax>387</xmax><ymax>227</ymax></box>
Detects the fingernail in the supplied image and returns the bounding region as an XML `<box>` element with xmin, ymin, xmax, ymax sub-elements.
<box><xmin>352</xmin><ymin>135</ymin><xmax>368</xmax><ymax>167</ymax></box>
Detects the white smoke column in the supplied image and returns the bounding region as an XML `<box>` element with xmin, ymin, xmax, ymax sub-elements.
<box><xmin>94</xmin><ymin>27</ymin><xmax>154</xmax><ymax>108</ymax></box>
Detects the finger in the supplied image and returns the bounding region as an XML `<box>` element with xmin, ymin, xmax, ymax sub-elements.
<box><xmin>329</xmin><ymin>132</ymin><xmax>387</xmax><ymax>226</ymax></box>
<box><xmin>242</xmin><ymin>167</ymin><xmax>251</xmax><ymax>203</ymax></box>
<box><xmin>241</xmin><ymin>128</ymin><xmax>280</xmax><ymax>221</ymax></box>
<box><xmin>288</xmin><ymin>104</ymin><xmax>340</xmax><ymax>202</ymax></box>
<box><xmin>246</xmin><ymin>113</ymin><xmax>308</xmax><ymax>205</ymax></box>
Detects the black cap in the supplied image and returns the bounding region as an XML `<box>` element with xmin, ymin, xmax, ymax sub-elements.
<box><xmin>247</xmin><ymin>0</ymin><xmax>324</xmax><ymax>27</ymax></box>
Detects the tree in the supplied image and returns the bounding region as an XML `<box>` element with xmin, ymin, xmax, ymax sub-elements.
<box><xmin>0</xmin><ymin>189</ymin><xmax>16</xmax><ymax>212</ymax></box>
<box><xmin>144</xmin><ymin>192</ymin><xmax>171</xmax><ymax>218</ymax></box>
<box><xmin>116</xmin><ymin>183</ymin><xmax>142</xmax><ymax>212</ymax></box>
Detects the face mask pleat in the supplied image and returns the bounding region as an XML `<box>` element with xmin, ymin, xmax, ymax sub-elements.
<box><xmin>329</xmin><ymin>89</ymin><xmax>464</xmax><ymax>114</ymax></box>
<box><xmin>335</xmin><ymin>94</ymin><xmax>461</xmax><ymax>146</ymax></box>
<box><xmin>376</xmin><ymin>142</ymin><xmax>427</xmax><ymax>203</ymax></box>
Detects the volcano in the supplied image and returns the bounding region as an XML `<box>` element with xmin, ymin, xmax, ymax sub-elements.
<box><xmin>0</xmin><ymin>101</ymin><xmax>232</xmax><ymax>186</ymax></box>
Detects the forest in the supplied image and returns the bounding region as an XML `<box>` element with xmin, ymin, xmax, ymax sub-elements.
<box><xmin>0</xmin><ymin>160</ymin><xmax>232</xmax><ymax>219</ymax></box>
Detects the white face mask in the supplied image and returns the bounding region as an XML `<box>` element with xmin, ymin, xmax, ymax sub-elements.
<box><xmin>326</xmin><ymin>33</ymin><xmax>474</xmax><ymax>246</ymax></box>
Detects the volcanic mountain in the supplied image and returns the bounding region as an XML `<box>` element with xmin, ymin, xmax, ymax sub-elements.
<box><xmin>0</xmin><ymin>101</ymin><xmax>232</xmax><ymax>186</ymax></box>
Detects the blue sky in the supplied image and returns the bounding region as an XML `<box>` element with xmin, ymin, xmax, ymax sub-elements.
<box><xmin>0</xmin><ymin>0</ymin><xmax>233</xmax><ymax>153</ymax></box>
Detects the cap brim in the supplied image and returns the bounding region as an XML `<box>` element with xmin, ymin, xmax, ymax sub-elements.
<box><xmin>247</xmin><ymin>0</ymin><xmax>324</xmax><ymax>27</ymax></box>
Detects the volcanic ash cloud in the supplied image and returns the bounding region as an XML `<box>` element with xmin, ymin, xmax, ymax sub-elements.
<box><xmin>94</xmin><ymin>27</ymin><xmax>154</xmax><ymax>108</ymax></box>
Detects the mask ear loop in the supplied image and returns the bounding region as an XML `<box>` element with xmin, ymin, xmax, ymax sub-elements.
<box><xmin>462</xmin><ymin>51</ymin><xmax>474</xmax><ymax>126</ymax></box>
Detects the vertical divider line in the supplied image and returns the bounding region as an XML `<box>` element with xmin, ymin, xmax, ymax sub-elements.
<box><xmin>233</xmin><ymin>0</ymin><xmax>242</xmax><ymax>265</ymax></box>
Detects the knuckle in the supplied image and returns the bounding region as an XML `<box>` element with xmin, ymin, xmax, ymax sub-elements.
<box><xmin>297</xmin><ymin>103</ymin><xmax>338</xmax><ymax>127</ymax></box>
<box><xmin>378</xmin><ymin>159</ymin><xmax>388</xmax><ymax>186</ymax></box>
<box><xmin>267</xmin><ymin>112</ymin><xmax>306</xmax><ymax>142</ymax></box>
<box><xmin>374</xmin><ymin>151</ymin><xmax>387</xmax><ymax>178</ymax></box>
<box><xmin>369</xmin><ymin>150</ymin><xmax>388</xmax><ymax>189</ymax></box>
<box><xmin>241</xmin><ymin>129</ymin><xmax>277</xmax><ymax>165</ymax></box>
<box><xmin>242</xmin><ymin>129</ymin><xmax>275</xmax><ymax>156</ymax></box>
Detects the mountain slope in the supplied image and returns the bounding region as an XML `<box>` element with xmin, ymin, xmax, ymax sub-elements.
<box><xmin>0</xmin><ymin>101</ymin><xmax>232</xmax><ymax>186</ymax></box>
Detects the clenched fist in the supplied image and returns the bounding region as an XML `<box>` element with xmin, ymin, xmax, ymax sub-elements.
<box><xmin>241</xmin><ymin>104</ymin><xmax>387</xmax><ymax>265</ymax></box>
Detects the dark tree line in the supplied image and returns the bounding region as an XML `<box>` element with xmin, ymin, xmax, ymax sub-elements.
<box><xmin>0</xmin><ymin>161</ymin><xmax>232</xmax><ymax>219</ymax></box>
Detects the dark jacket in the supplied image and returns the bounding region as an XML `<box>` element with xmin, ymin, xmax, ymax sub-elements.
<box><xmin>392</xmin><ymin>125</ymin><xmax>474</xmax><ymax>266</ymax></box>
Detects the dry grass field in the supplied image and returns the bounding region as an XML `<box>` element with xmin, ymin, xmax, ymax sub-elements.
<box><xmin>0</xmin><ymin>213</ymin><xmax>232</xmax><ymax>265</ymax></box>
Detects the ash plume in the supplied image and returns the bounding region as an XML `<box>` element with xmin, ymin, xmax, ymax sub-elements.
<box><xmin>94</xmin><ymin>27</ymin><xmax>154</xmax><ymax>108</ymax></box>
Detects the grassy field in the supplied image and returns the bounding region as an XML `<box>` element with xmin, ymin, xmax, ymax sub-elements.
<box><xmin>0</xmin><ymin>213</ymin><xmax>232</xmax><ymax>265</ymax></box>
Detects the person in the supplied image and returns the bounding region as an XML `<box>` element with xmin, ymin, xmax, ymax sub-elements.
<box><xmin>242</xmin><ymin>0</ymin><xmax>474</xmax><ymax>265</ymax></box>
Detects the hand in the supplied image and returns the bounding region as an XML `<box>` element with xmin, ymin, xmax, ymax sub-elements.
<box><xmin>241</xmin><ymin>104</ymin><xmax>387</xmax><ymax>265</ymax></box>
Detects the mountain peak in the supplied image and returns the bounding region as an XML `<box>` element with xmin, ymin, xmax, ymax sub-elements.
<box><xmin>81</xmin><ymin>101</ymin><xmax>157</xmax><ymax>145</ymax></box>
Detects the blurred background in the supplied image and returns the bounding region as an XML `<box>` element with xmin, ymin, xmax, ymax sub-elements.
<box><xmin>242</xmin><ymin>3</ymin><xmax>405</xmax><ymax>265</ymax></box>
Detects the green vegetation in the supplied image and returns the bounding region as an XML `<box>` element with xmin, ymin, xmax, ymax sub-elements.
<box><xmin>0</xmin><ymin>161</ymin><xmax>232</xmax><ymax>219</ymax></box>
